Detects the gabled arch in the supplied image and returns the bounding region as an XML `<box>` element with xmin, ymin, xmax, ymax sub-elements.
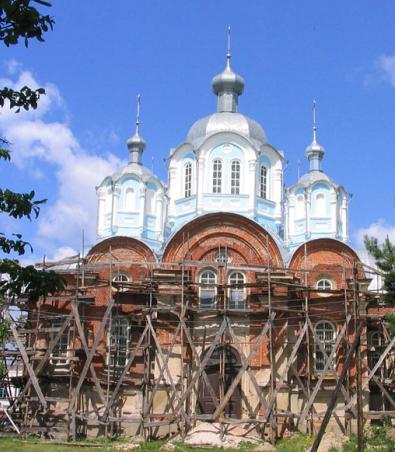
<box><xmin>289</xmin><ymin>238</ymin><xmax>364</xmax><ymax>288</ymax></box>
<box><xmin>162</xmin><ymin>212</ymin><xmax>284</xmax><ymax>267</ymax></box>
<box><xmin>87</xmin><ymin>236</ymin><xmax>157</xmax><ymax>264</ymax></box>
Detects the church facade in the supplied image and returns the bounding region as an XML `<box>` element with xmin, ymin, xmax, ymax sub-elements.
<box><xmin>11</xmin><ymin>46</ymin><xmax>394</xmax><ymax>440</ymax></box>
<box><xmin>96</xmin><ymin>49</ymin><xmax>348</xmax><ymax>259</ymax></box>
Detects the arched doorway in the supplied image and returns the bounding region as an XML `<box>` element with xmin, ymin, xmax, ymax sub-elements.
<box><xmin>198</xmin><ymin>346</ymin><xmax>242</xmax><ymax>418</ymax></box>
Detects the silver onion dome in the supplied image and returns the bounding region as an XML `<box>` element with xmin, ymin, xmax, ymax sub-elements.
<box><xmin>211</xmin><ymin>59</ymin><xmax>245</xmax><ymax>96</ymax></box>
<box><xmin>127</xmin><ymin>132</ymin><xmax>146</xmax><ymax>149</ymax></box>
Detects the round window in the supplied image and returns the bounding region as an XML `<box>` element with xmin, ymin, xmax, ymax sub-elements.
<box><xmin>316</xmin><ymin>278</ymin><xmax>333</xmax><ymax>297</ymax></box>
<box><xmin>112</xmin><ymin>273</ymin><xmax>130</xmax><ymax>292</ymax></box>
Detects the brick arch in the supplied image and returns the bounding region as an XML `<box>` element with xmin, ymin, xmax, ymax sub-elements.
<box><xmin>289</xmin><ymin>238</ymin><xmax>363</xmax><ymax>289</ymax></box>
<box><xmin>162</xmin><ymin>212</ymin><xmax>283</xmax><ymax>267</ymax></box>
<box><xmin>87</xmin><ymin>236</ymin><xmax>156</xmax><ymax>264</ymax></box>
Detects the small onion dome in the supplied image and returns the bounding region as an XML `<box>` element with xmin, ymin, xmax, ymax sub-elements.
<box><xmin>127</xmin><ymin>132</ymin><xmax>146</xmax><ymax>165</ymax></box>
<box><xmin>305</xmin><ymin>138</ymin><xmax>325</xmax><ymax>158</ymax></box>
<box><xmin>127</xmin><ymin>132</ymin><xmax>146</xmax><ymax>150</ymax></box>
<box><xmin>305</xmin><ymin>126</ymin><xmax>325</xmax><ymax>172</ymax></box>
<box><xmin>212</xmin><ymin>58</ymin><xmax>245</xmax><ymax>96</ymax></box>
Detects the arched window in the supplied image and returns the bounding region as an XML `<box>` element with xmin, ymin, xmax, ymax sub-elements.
<box><xmin>199</xmin><ymin>270</ymin><xmax>217</xmax><ymax>308</ymax></box>
<box><xmin>231</xmin><ymin>160</ymin><xmax>241</xmax><ymax>195</ymax></box>
<box><xmin>108</xmin><ymin>318</ymin><xmax>130</xmax><ymax>367</ymax></box>
<box><xmin>146</xmin><ymin>189</ymin><xmax>155</xmax><ymax>215</ymax></box>
<box><xmin>314</xmin><ymin>321</ymin><xmax>336</xmax><ymax>372</ymax></box>
<box><xmin>212</xmin><ymin>159</ymin><xmax>222</xmax><ymax>193</ymax></box>
<box><xmin>259</xmin><ymin>165</ymin><xmax>267</xmax><ymax>199</ymax></box>
<box><xmin>112</xmin><ymin>272</ymin><xmax>130</xmax><ymax>292</ymax></box>
<box><xmin>295</xmin><ymin>194</ymin><xmax>304</xmax><ymax>219</ymax></box>
<box><xmin>184</xmin><ymin>162</ymin><xmax>192</xmax><ymax>198</ymax></box>
<box><xmin>124</xmin><ymin>188</ymin><xmax>135</xmax><ymax>210</ymax></box>
<box><xmin>228</xmin><ymin>272</ymin><xmax>246</xmax><ymax>309</ymax></box>
<box><xmin>316</xmin><ymin>279</ymin><xmax>333</xmax><ymax>291</ymax></box>
<box><xmin>315</xmin><ymin>193</ymin><xmax>326</xmax><ymax>216</ymax></box>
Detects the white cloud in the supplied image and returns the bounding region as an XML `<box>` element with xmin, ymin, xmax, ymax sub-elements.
<box><xmin>354</xmin><ymin>219</ymin><xmax>395</xmax><ymax>249</ymax></box>
<box><xmin>0</xmin><ymin>66</ymin><xmax>122</xmax><ymax>255</ymax></box>
<box><xmin>377</xmin><ymin>55</ymin><xmax>395</xmax><ymax>87</ymax></box>
<box><xmin>52</xmin><ymin>246</ymin><xmax>79</xmax><ymax>261</ymax></box>
<box><xmin>0</xmin><ymin>70</ymin><xmax>62</xmax><ymax>123</ymax></box>
<box><xmin>4</xmin><ymin>59</ymin><xmax>22</xmax><ymax>75</ymax></box>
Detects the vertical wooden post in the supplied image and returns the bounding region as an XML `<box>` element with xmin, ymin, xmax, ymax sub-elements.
<box><xmin>353</xmin><ymin>265</ymin><xmax>364</xmax><ymax>452</ymax></box>
<box><xmin>304</xmin><ymin>242</ymin><xmax>313</xmax><ymax>434</ymax></box>
<box><xmin>267</xmin><ymin>235</ymin><xmax>277</xmax><ymax>443</ymax></box>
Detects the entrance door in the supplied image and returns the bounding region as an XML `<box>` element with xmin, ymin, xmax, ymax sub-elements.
<box><xmin>198</xmin><ymin>346</ymin><xmax>241</xmax><ymax>418</ymax></box>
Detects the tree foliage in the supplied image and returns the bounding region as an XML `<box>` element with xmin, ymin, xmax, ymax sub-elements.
<box><xmin>0</xmin><ymin>0</ymin><xmax>54</xmax><ymax>47</ymax></box>
<box><xmin>0</xmin><ymin>1</ymin><xmax>64</xmax><ymax>367</ymax></box>
<box><xmin>364</xmin><ymin>236</ymin><xmax>395</xmax><ymax>305</ymax></box>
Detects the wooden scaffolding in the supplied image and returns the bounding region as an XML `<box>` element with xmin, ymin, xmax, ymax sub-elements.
<box><xmin>0</xmin><ymin>253</ymin><xmax>394</xmax><ymax>447</ymax></box>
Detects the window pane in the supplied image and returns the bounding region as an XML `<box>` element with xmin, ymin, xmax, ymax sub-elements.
<box><xmin>229</xmin><ymin>272</ymin><xmax>245</xmax><ymax>309</ymax></box>
<box><xmin>231</xmin><ymin>160</ymin><xmax>240</xmax><ymax>195</ymax></box>
<box><xmin>185</xmin><ymin>163</ymin><xmax>192</xmax><ymax>198</ymax></box>
<box><xmin>200</xmin><ymin>271</ymin><xmax>216</xmax><ymax>307</ymax></box>
<box><xmin>213</xmin><ymin>160</ymin><xmax>222</xmax><ymax>193</ymax></box>
<box><xmin>51</xmin><ymin>320</ymin><xmax>69</xmax><ymax>365</ymax></box>
<box><xmin>109</xmin><ymin>319</ymin><xmax>129</xmax><ymax>367</ymax></box>
<box><xmin>260</xmin><ymin>166</ymin><xmax>267</xmax><ymax>199</ymax></box>
<box><xmin>314</xmin><ymin>322</ymin><xmax>336</xmax><ymax>372</ymax></box>
<box><xmin>316</xmin><ymin>279</ymin><xmax>332</xmax><ymax>290</ymax></box>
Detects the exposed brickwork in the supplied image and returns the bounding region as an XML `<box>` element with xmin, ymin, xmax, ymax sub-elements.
<box><xmin>163</xmin><ymin>212</ymin><xmax>284</xmax><ymax>267</ymax></box>
<box><xmin>290</xmin><ymin>238</ymin><xmax>364</xmax><ymax>290</ymax></box>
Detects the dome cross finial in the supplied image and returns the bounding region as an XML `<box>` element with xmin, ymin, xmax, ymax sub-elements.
<box><xmin>312</xmin><ymin>99</ymin><xmax>317</xmax><ymax>143</ymax></box>
<box><xmin>135</xmin><ymin>94</ymin><xmax>141</xmax><ymax>135</ymax></box>
<box><xmin>226</xmin><ymin>26</ymin><xmax>231</xmax><ymax>66</ymax></box>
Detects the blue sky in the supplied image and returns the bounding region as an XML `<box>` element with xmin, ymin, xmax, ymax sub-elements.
<box><xmin>1</xmin><ymin>0</ymin><xmax>394</xmax><ymax>261</ymax></box>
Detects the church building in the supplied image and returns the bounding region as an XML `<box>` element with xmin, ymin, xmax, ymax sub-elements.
<box><xmin>7</xmin><ymin>38</ymin><xmax>393</xmax><ymax>441</ymax></box>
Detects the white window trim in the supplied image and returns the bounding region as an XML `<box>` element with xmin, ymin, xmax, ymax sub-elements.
<box><xmin>316</xmin><ymin>278</ymin><xmax>334</xmax><ymax>297</ymax></box>
<box><xmin>259</xmin><ymin>165</ymin><xmax>268</xmax><ymax>199</ymax></box>
<box><xmin>112</xmin><ymin>272</ymin><xmax>130</xmax><ymax>292</ymax></box>
<box><xmin>230</xmin><ymin>159</ymin><xmax>241</xmax><ymax>195</ymax></box>
<box><xmin>199</xmin><ymin>269</ymin><xmax>217</xmax><ymax>308</ymax></box>
<box><xmin>314</xmin><ymin>320</ymin><xmax>337</xmax><ymax>373</ymax></box>
<box><xmin>227</xmin><ymin>271</ymin><xmax>246</xmax><ymax>309</ymax></box>
<box><xmin>212</xmin><ymin>159</ymin><xmax>223</xmax><ymax>194</ymax></box>
<box><xmin>107</xmin><ymin>318</ymin><xmax>131</xmax><ymax>368</ymax></box>
<box><xmin>50</xmin><ymin>320</ymin><xmax>71</xmax><ymax>366</ymax></box>
<box><xmin>184</xmin><ymin>161</ymin><xmax>192</xmax><ymax>198</ymax></box>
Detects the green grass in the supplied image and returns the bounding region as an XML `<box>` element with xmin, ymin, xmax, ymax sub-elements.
<box><xmin>0</xmin><ymin>436</ymin><xmax>115</xmax><ymax>451</ymax></box>
<box><xmin>1</xmin><ymin>427</ymin><xmax>393</xmax><ymax>452</ymax></box>
<box><xmin>0</xmin><ymin>437</ymin><xmax>253</xmax><ymax>452</ymax></box>
<box><xmin>343</xmin><ymin>423</ymin><xmax>395</xmax><ymax>452</ymax></box>
<box><xmin>275</xmin><ymin>433</ymin><xmax>313</xmax><ymax>452</ymax></box>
